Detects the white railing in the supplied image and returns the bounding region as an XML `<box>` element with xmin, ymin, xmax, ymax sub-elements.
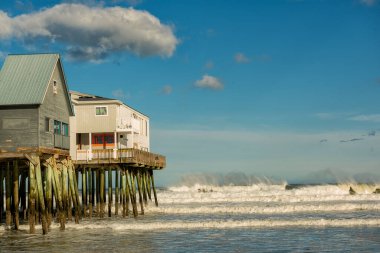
<box><xmin>75</xmin><ymin>148</ymin><xmax>166</xmax><ymax>168</ymax></box>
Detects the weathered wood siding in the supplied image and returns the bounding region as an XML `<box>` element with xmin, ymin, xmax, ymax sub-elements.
<box><xmin>0</xmin><ymin>107</ymin><xmax>39</xmax><ymax>151</ymax></box>
<box><xmin>39</xmin><ymin>61</ymin><xmax>72</xmax><ymax>148</ymax></box>
<box><xmin>75</xmin><ymin>103</ymin><xmax>117</xmax><ymax>133</ymax></box>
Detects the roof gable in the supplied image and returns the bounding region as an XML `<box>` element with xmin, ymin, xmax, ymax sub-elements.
<box><xmin>0</xmin><ymin>54</ymin><xmax>59</xmax><ymax>105</ymax></box>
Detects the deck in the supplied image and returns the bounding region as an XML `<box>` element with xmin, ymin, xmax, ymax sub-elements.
<box><xmin>74</xmin><ymin>148</ymin><xmax>166</xmax><ymax>169</ymax></box>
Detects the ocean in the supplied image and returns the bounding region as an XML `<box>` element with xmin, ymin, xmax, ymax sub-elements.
<box><xmin>1</xmin><ymin>183</ymin><xmax>380</xmax><ymax>252</ymax></box>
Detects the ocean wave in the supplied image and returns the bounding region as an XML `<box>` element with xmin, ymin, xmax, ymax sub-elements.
<box><xmin>5</xmin><ymin>218</ymin><xmax>377</xmax><ymax>232</ymax></box>
<box><xmin>159</xmin><ymin>184</ymin><xmax>380</xmax><ymax>204</ymax></box>
<box><xmin>146</xmin><ymin>202</ymin><xmax>380</xmax><ymax>214</ymax></box>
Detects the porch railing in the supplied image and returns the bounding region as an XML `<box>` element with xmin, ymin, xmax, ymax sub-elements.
<box><xmin>75</xmin><ymin>148</ymin><xmax>166</xmax><ymax>168</ymax></box>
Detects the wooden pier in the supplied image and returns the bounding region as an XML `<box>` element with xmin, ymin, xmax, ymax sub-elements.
<box><xmin>0</xmin><ymin>147</ymin><xmax>165</xmax><ymax>234</ymax></box>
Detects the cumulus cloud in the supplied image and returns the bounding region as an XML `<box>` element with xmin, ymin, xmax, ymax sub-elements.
<box><xmin>161</xmin><ymin>85</ymin><xmax>173</xmax><ymax>95</ymax></box>
<box><xmin>234</xmin><ymin>52</ymin><xmax>250</xmax><ymax>63</ymax></box>
<box><xmin>360</xmin><ymin>0</ymin><xmax>377</xmax><ymax>6</ymax></box>
<box><xmin>349</xmin><ymin>114</ymin><xmax>380</xmax><ymax>122</ymax></box>
<box><xmin>195</xmin><ymin>75</ymin><xmax>223</xmax><ymax>90</ymax></box>
<box><xmin>0</xmin><ymin>4</ymin><xmax>178</xmax><ymax>61</ymax></box>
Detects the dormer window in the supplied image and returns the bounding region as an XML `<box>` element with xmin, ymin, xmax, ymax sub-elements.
<box><xmin>53</xmin><ymin>80</ymin><xmax>58</xmax><ymax>94</ymax></box>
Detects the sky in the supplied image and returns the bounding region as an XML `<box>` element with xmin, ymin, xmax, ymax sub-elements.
<box><xmin>0</xmin><ymin>0</ymin><xmax>379</xmax><ymax>186</ymax></box>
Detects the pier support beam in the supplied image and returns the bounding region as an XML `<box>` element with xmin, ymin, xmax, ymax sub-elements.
<box><xmin>13</xmin><ymin>161</ymin><xmax>20</xmax><ymax>230</ymax></box>
<box><xmin>44</xmin><ymin>159</ymin><xmax>53</xmax><ymax>228</ymax></box>
<box><xmin>135</xmin><ymin>170</ymin><xmax>144</xmax><ymax>215</ymax></box>
<box><xmin>5</xmin><ymin>162</ymin><xmax>12</xmax><ymax>228</ymax></box>
<box><xmin>34</xmin><ymin>156</ymin><xmax>48</xmax><ymax>234</ymax></box>
<box><xmin>52</xmin><ymin>159</ymin><xmax>65</xmax><ymax>230</ymax></box>
<box><xmin>115</xmin><ymin>167</ymin><xmax>119</xmax><ymax>216</ymax></box>
<box><xmin>108</xmin><ymin>167</ymin><xmax>112</xmax><ymax>217</ymax></box>
<box><xmin>150</xmin><ymin>170</ymin><xmax>158</xmax><ymax>207</ymax></box>
<box><xmin>88</xmin><ymin>168</ymin><xmax>93</xmax><ymax>219</ymax></box>
<box><xmin>28</xmin><ymin>160</ymin><xmax>37</xmax><ymax>233</ymax></box>
<box><xmin>100</xmin><ymin>168</ymin><xmax>105</xmax><ymax>218</ymax></box>
<box><xmin>82</xmin><ymin>168</ymin><xmax>87</xmax><ymax>217</ymax></box>
<box><xmin>0</xmin><ymin>168</ymin><xmax>3</xmax><ymax>224</ymax></box>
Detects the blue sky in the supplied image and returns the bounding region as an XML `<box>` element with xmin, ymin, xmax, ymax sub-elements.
<box><xmin>0</xmin><ymin>0</ymin><xmax>379</xmax><ymax>185</ymax></box>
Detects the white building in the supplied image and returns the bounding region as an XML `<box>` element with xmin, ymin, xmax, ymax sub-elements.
<box><xmin>69</xmin><ymin>91</ymin><xmax>150</xmax><ymax>161</ymax></box>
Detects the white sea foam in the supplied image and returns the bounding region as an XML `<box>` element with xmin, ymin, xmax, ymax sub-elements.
<box><xmin>158</xmin><ymin>184</ymin><xmax>380</xmax><ymax>204</ymax></box>
<box><xmin>146</xmin><ymin>202</ymin><xmax>380</xmax><ymax>214</ymax></box>
<box><xmin>15</xmin><ymin>218</ymin><xmax>377</xmax><ymax>231</ymax></box>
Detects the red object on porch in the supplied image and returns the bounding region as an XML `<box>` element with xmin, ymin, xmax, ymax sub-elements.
<box><xmin>92</xmin><ymin>133</ymin><xmax>114</xmax><ymax>149</ymax></box>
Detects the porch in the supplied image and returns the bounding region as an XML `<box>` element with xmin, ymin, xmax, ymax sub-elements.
<box><xmin>74</xmin><ymin>148</ymin><xmax>166</xmax><ymax>169</ymax></box>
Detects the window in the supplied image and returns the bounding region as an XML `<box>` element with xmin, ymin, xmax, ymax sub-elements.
<box><xmin>45</xmin><ymin>117</ymin><xmax>50</xmax><ymax>132</ymax></box>
<box><xmin>93</xmin><ymin>135</ymin><xmax>104</xmax><ymax>144</ymax></box>
<box><xmin>104</xmin><ymin>134</ymin><xmax>114</xmax><ymax>144</ymax></box>
<box><xmin>92</xmin><ymin>133</ymin><xmax>115</xmax><ymax>148</ymax></box>
<box><xmin>53</xmin><ymin>80</ymin><xmax>58</xmax><ymax>94</ymax></box>
<box><xmin>54</xmin><ymin>120</ymin><xmax>61</xmax><ymax>134</ymax></box>
<box><xmin>62</xmin><ymin>123</ymin><xmax>69</xmax><ymax>136</ymax></box>
<box><xmin>95</xmin><ymin>106</ymin><xmax>108</xmax><ymax>116</ymax></box>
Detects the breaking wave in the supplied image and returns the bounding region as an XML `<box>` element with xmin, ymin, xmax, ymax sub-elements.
<box><xmin>2</xmin><ymin>218</ymin><xmax>379</xmax><ymax>234</ymax></box>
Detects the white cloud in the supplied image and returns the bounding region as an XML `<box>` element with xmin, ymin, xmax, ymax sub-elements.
<box><xmin>0</xmin><ymin>4</ymin><xmax>178</xmax><ymax>61</ymax></box>
<box><xmin>349</xmin><ymin>114</ymin><xmax>380</xmax><ymax>122</ymax></box>
<box><xmin>360</xmin><ymin>0</ymin><xmax>376</xmax><ymax>6</ymax></box>
<box><xmin>234</xmin><ymin>52</ymin><xmax>250</xmax><ymax>63</ymax></box>
<box><xmin>195</xmin><ymin>75</ymin><xmax>223</xmax><ymax>90</ymax></box>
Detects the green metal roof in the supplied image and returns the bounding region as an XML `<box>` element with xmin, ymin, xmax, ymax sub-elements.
<box><xmin>0</xmin><ymin>54</ymin><xmax>59</xmax><ymax>105</ymax></box>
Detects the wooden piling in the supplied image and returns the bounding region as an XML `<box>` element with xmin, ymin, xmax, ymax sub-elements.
<box><xmin>32</xmin><ymin>156</ymin><xmax>48</xmax><ymax>234</ymax></box>
<box><xmin>20</xmin><ymin>171</ymin><xmax>27</xmax><ymax>220</ymax></box>
<box><xmin>108</xmin><ymin>168</ymin><xmax>112</xmax><ymax>217</ymax></box>
<box><xmin>44</xmin><ymin>159</ymin><xmax>53</xmax><ymax>227</ymax></box>
<box><xmin>115</xmin><ymin>167</ymin><xmax>119</xmax><ymax>216</ymax></box>
<box><xmin>127</xmin><ymin>169</ymin><xmax>138</xmax><ymax>217</ymax></box>
<box><xmin>5</xmin><ymin>162</ymin><xmax>12</xmax><ymax>228</ymax></box>
<box><xmin>121</xmin><ymin>169</ymin><xmax>126</xmax><ymax>217</ymax></box>
<box><xmin>144</xmin><ymin>170</ymin><xmax>152</xmax><ymax>200</ymax></box>
<box><xmin>96</xmin><ymin>170</ymin><xmax>100</xmax><ymax>216</ymax></box>
<box><xmin>62</xmin><ymin>161</ymin><xmax>70</xmax><ymax>223</ymax></box>
<box><xmin>150</xmin><ymin>170</ymin><xmax>158</xmax><ymax>207</ymax></box>
<box><xmin>52</xmin><ymin>159</ymin><xmax>65</xmax><ymax>230</ymax></box>
<box><xmin>99</xmin><ymin>168</ymin><xmax>105</xmax><ymax>218</ymax></box>
<box><xmin>0</xmin><ymin>167</ymin><xmax>3</xmax><ymax>224</ymax></box>
<box><xmin>71</xmin><ymin>161</ymin><xmax>81</xmax><ymax>221</ymax></box>
<box><xmin>135</xmin><ymin>170</ymin><xmax>144</xmax><ymax>215</ymax></box>
<box><xmin>67</xmin><ymin>162</ymin><xmax>78</xmax><ymax>223</ymax></box>
<box><xmin>82</xmin><ymin>168</ymin><xmax>87</xmax><ymax>217</ymax></box>
<box><xmin>125</xmin><ymin>169</ymin><xmax>131</xmax><ymax>217</ymax></box>
<box><xmin>28</xmin><ymin>161</ymin><xmax>37</xmax><ymax>233</ymax></box>
<box><xmin>88</xmin><ymin>168</ymin><xmax>93</xmax><ymax>219</ymax></box>
<box><xmin>141</xmin><ymin>170</ymin><xmax>148</xmax><ymax>206</ymax></box>
<box><xmin>13</xmin><ymin>161</ymin><xmax>20</xmax><ymax>230</ymax></box>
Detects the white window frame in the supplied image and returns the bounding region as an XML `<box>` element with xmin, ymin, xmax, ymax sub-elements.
<box><xmin>95</xmin><ymin>106</ymin><xmax>108</xmax><ymax>116</ymax></box>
